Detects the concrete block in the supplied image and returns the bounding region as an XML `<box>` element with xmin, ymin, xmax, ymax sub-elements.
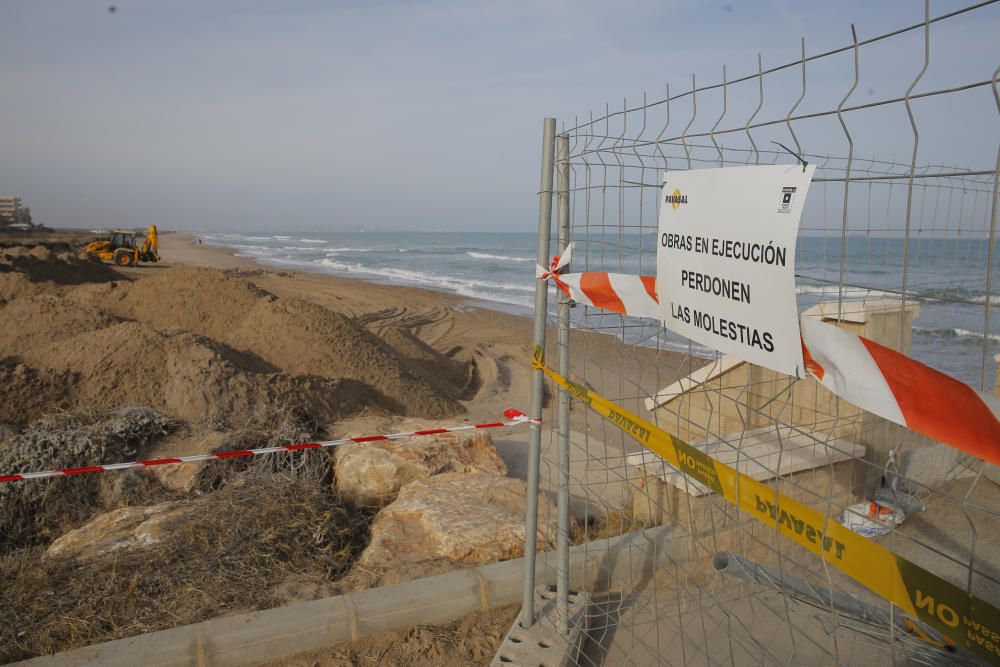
<box><xmin>491</xmin><ymin>586</ymin><xmax>590</xmax><ymax>667</ymax></box>
<box><xmin>631</xmin><ymin>474</ymin><xmax>670</xmax><ymax>526</ymax></box>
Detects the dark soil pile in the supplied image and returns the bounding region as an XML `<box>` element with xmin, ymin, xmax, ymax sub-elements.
<box><xmin>0</xmin><ymin>244</ymin><xmax>123</xmax><ymax>285</ymax></box>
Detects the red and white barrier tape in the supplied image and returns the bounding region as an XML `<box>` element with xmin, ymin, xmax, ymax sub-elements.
<box><xmin>0</xmin><ymin>408</ymin><xmax>536</xmax><ymax>484</ymax></box>
<box><xmin>799</xmin><ymin>316</ymin><xmax>1000</xmax><ymax>463</ymax></box>
<box><xmin>538</xmin><ymin>265</ymin><xmax>1000</xmax><ymax>466</ymax></box>
<box><xmin>536</xmin><ymin>243</ymin><xmax>659</xmax><ymax>319</ymax></box>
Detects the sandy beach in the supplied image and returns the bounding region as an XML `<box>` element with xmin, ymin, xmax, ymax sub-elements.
<box><xmin>160</xmin><ymin>233</ymin><xmax>545</xmax><ymax>419</ymax></box>
<box><xmin>154</xmin><ymin>232</ymin><xmax>685</xmax><ymax>425</ymax></box>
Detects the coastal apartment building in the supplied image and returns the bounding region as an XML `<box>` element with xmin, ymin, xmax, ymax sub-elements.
<box><xmin>0</xmin><ymin>196</ymin><xmax>33</xmax><ymax>229</ymax></box>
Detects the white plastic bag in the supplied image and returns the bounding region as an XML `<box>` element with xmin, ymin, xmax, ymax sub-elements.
<box><xmin>839</xmin><ymin>500</ymin><xmax>905</xmax><ymax>538</ymax></box>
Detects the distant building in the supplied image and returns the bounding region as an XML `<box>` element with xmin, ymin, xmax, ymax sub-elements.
<box><xmin>0</xmin><ymin>196</ymin><xmax>34</xmax><ymax>229</ymax></box>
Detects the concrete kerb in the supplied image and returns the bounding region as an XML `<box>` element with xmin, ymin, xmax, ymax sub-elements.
<box><xmin>16</xmin><ymin>525</ymin><xmax>684</xmax><ymax>667</ymax></box>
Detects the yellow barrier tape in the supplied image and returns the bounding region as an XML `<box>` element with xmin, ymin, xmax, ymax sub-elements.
<box><xmin>532</xmin><ymin>346</ymin><xmax>1000</xmax><ymax>663</ymax></box>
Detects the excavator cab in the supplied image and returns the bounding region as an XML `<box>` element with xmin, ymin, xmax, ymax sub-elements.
<box><xmin>107</xmin><ymin>232</ymin><xmax>134</xmax><ymax>251</ymax></box>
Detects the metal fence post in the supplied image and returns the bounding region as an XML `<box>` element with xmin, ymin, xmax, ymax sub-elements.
<box><xmin>555</xmin><ymin>132</ymin><xmax>572</xmax><ymax>635</ymax></box>
<box><xmin>521</xmin><ymin>117</ymin><xmax>556</xmax><ymax>629</ymax></box>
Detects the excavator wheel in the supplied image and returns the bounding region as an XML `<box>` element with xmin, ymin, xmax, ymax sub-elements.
<box><xmin>113</xmin><ymin>249</ymin><xmax>134</xmax><ymax>267</ymax></box>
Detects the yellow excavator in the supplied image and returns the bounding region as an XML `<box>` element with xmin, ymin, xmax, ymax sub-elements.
<box><xmin>83</xmin><ymin>225</ymin><xmax>160</xmax><ymax>267</ymax></box>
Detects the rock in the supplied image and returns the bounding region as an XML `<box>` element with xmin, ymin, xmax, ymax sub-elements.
<box><xmin>335</xmin><ymin>430</ymin><xmax>507</xmax><ymax>506</ymax></box>
<box><xmin>46</xmin><ymin>502</ymin><xmax>195</xmax><ymax>560</ymax></box>
<box><xmin>358</xmin><ymin>472</ymin><xmax>561</xmax><ymax>568</ymax></box>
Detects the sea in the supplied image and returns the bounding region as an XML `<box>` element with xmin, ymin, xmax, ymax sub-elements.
<box><xmin>198</xmin><ymin>231</ymin><xmax>1000</xmax><ymax>389</ymax></box>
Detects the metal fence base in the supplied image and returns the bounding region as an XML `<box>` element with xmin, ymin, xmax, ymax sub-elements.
<box><xmin>493</xmin><ymin>586</ymin><xmax>590</xmax><ymax>667</ymax></box>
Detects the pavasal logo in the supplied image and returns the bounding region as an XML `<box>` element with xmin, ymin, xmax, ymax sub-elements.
<box><xmin>664</xmin><ymin>188</ymin><xmax>688</xmax><ymax>209</ymax></box>
<box><xmin>778</xmin><ymin>186</ymin><xmax>797</xmax><ymax>214</ymax></box>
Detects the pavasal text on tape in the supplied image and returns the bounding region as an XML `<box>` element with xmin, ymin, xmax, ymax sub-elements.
<box><xmin>532</xmin><ymin>347</ymin><xmax>1000</xmax><ymax>664</ymax></box>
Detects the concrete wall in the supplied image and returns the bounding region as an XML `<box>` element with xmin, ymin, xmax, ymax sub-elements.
<box><xmin>652</xmin><ymin>300</ymin><xmax>918</xmax><ymax>448</ymax></box>
<box><xmin>645</xmin><ymin>300</ymin><xmax>922</xmax><ymax>506</ymax></box>
<box><xmin>633</xmin><ymin>459</ymin><xmax>858</xmax><ymax>533</ymax></box>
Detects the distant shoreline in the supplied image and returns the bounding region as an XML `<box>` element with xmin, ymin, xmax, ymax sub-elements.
<box><xmin>171</xmin><ymin>232</ymin><xmax>536</xmax><ymax>319</ymax></box>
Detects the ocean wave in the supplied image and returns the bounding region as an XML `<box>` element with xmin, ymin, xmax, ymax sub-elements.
<box><xmin>315</xmin><ymin>258</ymin><xmax>535</xmax><ymax>295</ymax></box>
<box><xmin>298</xmin><ymin>238</ymin><xmax>325</xmax><ymax>243</ymax></box>
<box><xmin>796</xmin><ymin>285</ymin><xmax>895</xmax><ymax>298</ymax></box>
<box><xmin>323</xmin><ymin>247</ymin><xmax>374</xmax><ymax>254</ymax></box>
<box><xmin>796</xmin><ymin>284</ymin><xmax>1000</xmax><ymax>305</ymax></box>
<box><xmin>913</xmin><ymin>327</ymin><xmax>1000</xmax><ymax>343</ymax></box>
<box><xmin>916</xmin><ymin>287</ymin><xmax>1000</xmax><ymax>305</ymax></box>
<box><xmin>467</xmin><ymin>251</ymin><xmax>532</xmax><ymax>263</ymax></box>
<box><xmin>231</xmin><ymin>244</ymin><xmax>280</xmax><ymax>254</ymax></box>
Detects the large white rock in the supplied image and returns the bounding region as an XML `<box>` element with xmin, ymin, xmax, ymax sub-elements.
<box><xmin>334</xmin><ymin>429</ymin><xmax>506</xmax><ymax>506</ymax></box>
<box><xmin>45</xmin><ymin>502</ymin><xmax>195</xmax><ymax>560</ymax></box>
<box><xmin>358</xmin><ymin>472</ymin><xmax>561</xmax><ymax>568</ymax></box>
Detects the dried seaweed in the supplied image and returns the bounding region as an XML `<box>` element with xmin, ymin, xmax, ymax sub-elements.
<box><xmin>0</xmin><ymin>475</ymin><xmax>375</xmax><ymax>662</ymax></box>
<box><xmin>192</xmin><ymin>405</ymin><xmax>334</xmax><ymax>491</ymax></box>
<box><xmin>0</xmin><ymin>408</ymin><xmax>174</xmax><ymax>551</ymax></box>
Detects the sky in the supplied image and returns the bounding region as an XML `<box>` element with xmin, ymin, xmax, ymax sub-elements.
<box><xmin>0</xmin><ymin>0</ymin><xmax>997</xmax><ymax>233</ymax></box>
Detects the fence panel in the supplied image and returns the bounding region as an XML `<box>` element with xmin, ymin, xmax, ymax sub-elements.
<box><xmin>527</xmin><ymin>2</ymin><xmax>1000</xmax><ymax>665</ymax></box>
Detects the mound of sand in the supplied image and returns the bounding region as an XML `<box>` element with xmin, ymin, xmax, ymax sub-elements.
<box><xmin>0</xmin><ymin>360</ymin><xmax>75</xmax><ymax>426</ymax></box>
<box><xmin>0</xmin><ymin>258</ymin><xmax>468</xmax><ymax>425</ymax></box>
<box><xmin>0</xmin><ymin>272</ymin><xmax>46</xmax><ymax>302</ymax></box>
<box><xmin>14</xmin><ymin>320</ymin><xmax>379</xmax><ymax>424</ymax></box>
<box><xmin>71</xmin><ymin>267</ymin><xmax>465</xmax><ymax>418</ymax></box>
<box><xmin>0</xmin><ymin>293</ymin><xmax>120</xmax><ymax>354</ymax></box>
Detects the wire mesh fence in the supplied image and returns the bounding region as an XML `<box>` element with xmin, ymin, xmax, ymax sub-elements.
<box><xmin>525</xmin><ymin>1</ymin><xmax>1000</xmax><ymax>664</ymax></box>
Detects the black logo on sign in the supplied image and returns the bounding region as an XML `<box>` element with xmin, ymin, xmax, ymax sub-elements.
<box><xmin>664</xmin><ymin>187</ymin><xmax>688</xmax><ymax>209</ymax></box>
<box><xmin>778</xmin><ymin>186</ymin><xmax>797</xmax><ymax>214</ymax></box>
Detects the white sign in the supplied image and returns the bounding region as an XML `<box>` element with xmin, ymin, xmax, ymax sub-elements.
<box><xmin>656</xmin><ymin>164</ymin><xmax>815</xmax><ymax>376</ymax></box>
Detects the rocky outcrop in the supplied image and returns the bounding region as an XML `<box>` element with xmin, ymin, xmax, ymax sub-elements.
<box><xmin>358</xmin><ymin>472</ymin><xmax>560</xmax><ymax>568</ymax></box>
<box><xmin>334</xmin><ymin>430</ymin><xmax>507</xmax><ymax>506</ymax></box>
<box><xmin>45</xmin><ymin>502</ymin><xmax>195</xmax><ymax>560</ymax></box>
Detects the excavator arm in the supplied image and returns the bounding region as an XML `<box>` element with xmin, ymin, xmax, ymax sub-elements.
<box><xmin>139</xmin><ymin>225</ymin><xmax>159</xmax><ymax>262</ymax></box>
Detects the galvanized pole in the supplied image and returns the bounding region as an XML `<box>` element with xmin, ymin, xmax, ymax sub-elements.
<box><xmin>555</xmin><ymin>133</ymin><xmax>572</xmax><ymax>636</ymax></box>
<box><xmin>520</xmin><ymin>117</ymin><xmax>556</xmax><ymax>629</ymax></box>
